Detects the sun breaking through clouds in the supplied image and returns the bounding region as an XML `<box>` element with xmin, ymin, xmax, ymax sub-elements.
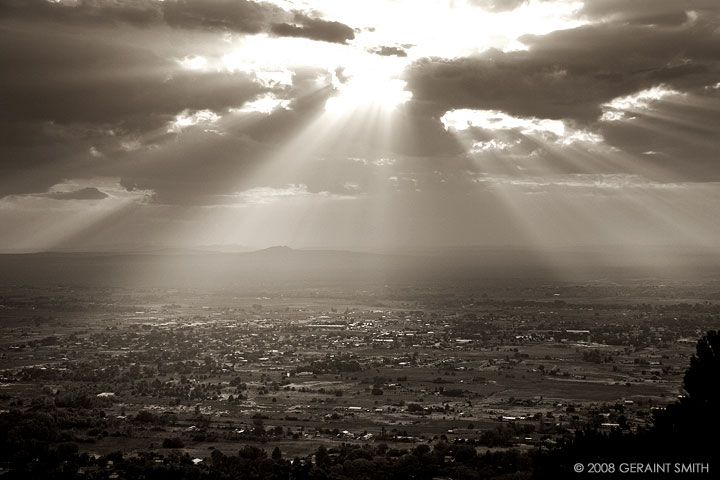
<box><xmin>1</xmin><ymin>0</ymin><xmax>719</xmax><ymax>255</ymax></box>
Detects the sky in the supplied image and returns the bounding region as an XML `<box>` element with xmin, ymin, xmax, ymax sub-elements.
<box><xmin>1</xmin><ymin>0</ymin><xmax>719</xmax><ymax>253</ymax></box>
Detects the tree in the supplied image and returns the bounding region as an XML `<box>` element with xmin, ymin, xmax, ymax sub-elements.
<box><xmin>238</xmin><ymin>445</ymin><xmax>266</xmax><ymax>460</ymax></box>
<box><xmin>650</xmin><ymin>330</ymin><xmax>720</xmax><ymax>456</ymax></box>
<box><xmin>272</xmin><ymin>446</ymin><xmax>282</xmax><ymax>461</ymax></box>
<box><xmin>162</xmin><ymin>437</ymin><xmax>184</xmax><ymax>449</ymax></box>
<box><xmin>315</xmin><ymin>445</ymin><xmax>330</xmax><ymax>468</ymax></box>
<box><xmin>413</xmin><ymin>444</ymin><xmax>431</xmax><ymax>458</ymax></box>
<box><xmin>683</xmin><ymin>330</ymin><xmax>720</xmax><ymax>406</ymax></box>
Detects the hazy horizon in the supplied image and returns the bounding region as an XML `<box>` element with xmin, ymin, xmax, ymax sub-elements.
<box><xmin>6</xmin><ymin>241</ymin><xmax>720</xmax><ymax>253</ymax></box>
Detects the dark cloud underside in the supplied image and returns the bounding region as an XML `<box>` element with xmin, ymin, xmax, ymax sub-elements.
<box><xmin>404</xmin><ymin>20</ymin><xmax>720</xmax><ymax>123</ymax></box>
<box><xmin>0</xmin><ymin>0</ymin><xmax>354</xmax><ymax>41</ymax></box>
<box><xmin>1</xmin><ymin>0</ymin><xmax>720</xmax><ymax>210</ymax></box>
<box><xmin>0</xmin><ymin>23</ymin><xmax>272</xmax><ymax>198</ymax></box>
<box><xmin>270</xmin><ymin>13</ymin><xmax>355</xmax><ymax>44</ymax></box>
<box><xmin>39</xmin><ymin>187</ymin><xmax>109</xmax><ymax>201</ymax></box>
<box><xmin>0</xmin><ymin>28</ymin><xmax>264</xmax><ymax>129</ymax></box>
<box><xmin>580</xmin><ymin>0</ymin><xmax>720</xmax><ymax>26</ymax></box>
<box><xmin>371</xmin><ymin>46</ymin><xmax>408</xmax><ymax>57</ymax></box>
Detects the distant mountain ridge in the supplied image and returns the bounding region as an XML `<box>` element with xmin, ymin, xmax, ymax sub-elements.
<box><xmin>0</xmin><ymin>245</ymin><xmax>719</xmax><ymax>287</ymax></box>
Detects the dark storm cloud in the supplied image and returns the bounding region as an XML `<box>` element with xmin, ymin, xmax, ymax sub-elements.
<box><xmin>0</xmin><ymin>0</ymin><xmax>163</xmax><ymax>27</ymax></box>
<box><xmin>270</xmin><ymin>13</ymin><xmax>355</xmax><ymax>44</ymax></box>
<box><xmin>0</xmin><ymin>0</ymin><xmax>354</xmax><ymax>42</ymax></box>
<box><xmin>0</xmin><ymin>24</ymin><xmax>267</xmax><ymax>198</ymax></box>
<box><xmin>0</xmin><ymin>27</ymin><xmax>264</xmax><ymax>129</ymax></box>
<box><xmin>0</xmin><ymin>0</ymin><xmax>349</xmax><ymax>200</ymax></box>
<box><xmin>580</xmin><ymin>0</ymin><xmax>720</xmax><ymax>26</ymax></box>
<box><xmin>0</xmin><ymin>0</ymin><xmax>338</xmax><ymax>203</ymax></box>
<box><xmin>404</xmin><ymin>17</ymin><xmax>720</xmax><ymax>124</ymax></box>
<box><xmin>370</xmin><ymin>46</ymin><xmax>408</xmax><ymax>57</ymax></box>
<box><xmin>402</xmin><ymin>3</ymin><xmax>720</xmax><ymax>179</ymax></box>
<box><xmin>38</xmin><ymin>187</ymin><xmax>109</xmax><ymax>201</ymax></box>
<box><xmin>3</xmin><ymin>0</ymin><xmax>718</xmax><ymax>207</ymax></box>
<box><xmin>162</xmin><ymin>0</ymin><xmax>285</xmax><ymax>34</ymax></box>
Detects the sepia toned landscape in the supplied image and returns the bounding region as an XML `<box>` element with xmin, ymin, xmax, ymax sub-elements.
<box><xmin>1</xmin><ymin>250</ymin><xmax>719</xmax><ymax>478</ymax></box>
<box><xmin>2</xmin><ymin>0</ymin><xmax>720</xmax><ymax>478</ymax></box>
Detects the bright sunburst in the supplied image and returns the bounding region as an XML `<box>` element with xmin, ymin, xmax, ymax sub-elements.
<box><xmin>325</xmin><ymin>73</ymin><xmax>412</xmax><ymax>114</ymax></box>
<box><xmin>1</xmin><ymin>0</ymin><xmax>719</xmax><ymax>257</ymax></box>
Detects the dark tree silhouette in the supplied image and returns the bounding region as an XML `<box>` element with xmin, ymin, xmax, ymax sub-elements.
<box><xmin>683</xmin><ymin>330</ymin><xmax>720</xmax><ymax>405</ymax></box>
<box><xmin>535</xmin><ymin>331</ymin><xmax>720</xmax><ymax>479</ymax></box>
<box><xmin>648</xmin><ymin>330</ymin><xmax>720</xmax><ymax>459</ymax></box>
